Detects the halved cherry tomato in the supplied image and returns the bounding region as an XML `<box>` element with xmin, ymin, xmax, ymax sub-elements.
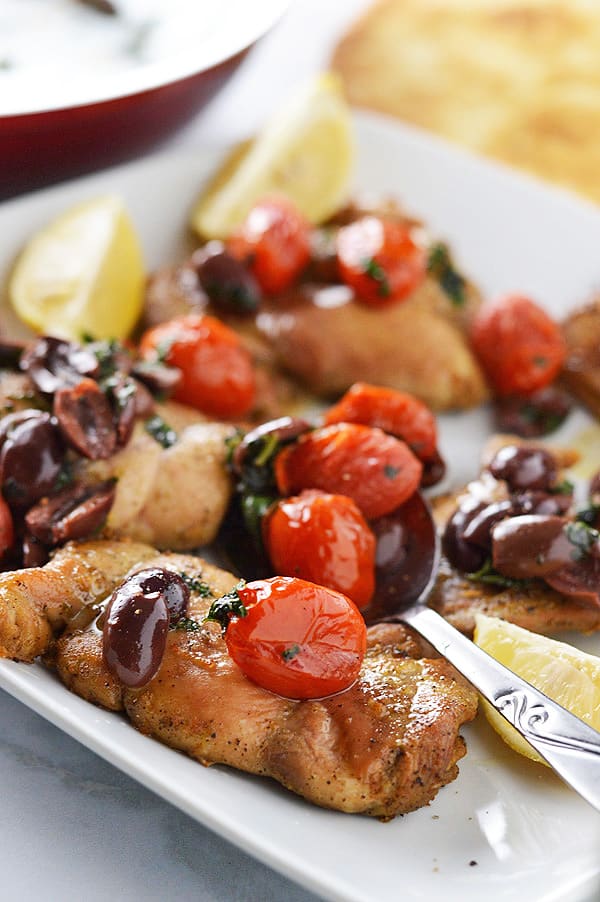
<box><xmin>139</xmin><ymin>313</ymin><xmax>255</xmax><ymax>419</ymax></box>
<box><xmin>228</xmin><ymin>197</ymin><xmax>311</xmax><ymax>295</ymax></box>
<box><xmin>324</xmin><ymin>382</ymin><xmax>437</xmax><ymax>461</ymax></box>
<box><xmin>263</xmin><ymin>489</ymin><xmax>376</xmax><ymax>609</ymax></box>
<box><xmin>471</xmin><ymin>294</ymin><xmax>566</xmax><ymax>398</ymax></box>
<box><xmin>0</xmin><ymin>495</ymin><xmax>14</xmax><ymax>557</ymax></box>
<box><xmin>336</xmin><ymin>216</ymin><xmax>426</xmax><ymax>307</ymax></box>
<box><xmin>224</xmin><ymin>576</ymin><xmax>367</xmax><ymax>699</ymax></box>
<box><xmin>274</xmin><ymin>423</ymin><xmax>422</xmax><ymax>519</ymax></box>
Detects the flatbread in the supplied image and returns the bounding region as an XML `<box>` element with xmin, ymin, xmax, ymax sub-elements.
<box><xmin>332</xmin><ymin>0</ymin><xmax>600</xmax><ymax>203</ymax></box>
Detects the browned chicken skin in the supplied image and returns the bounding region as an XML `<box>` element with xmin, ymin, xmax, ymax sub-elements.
<box><xmin>6</xmin><ymin>540</ymin><xmax>477</xmax><ymax>819</ymax></box>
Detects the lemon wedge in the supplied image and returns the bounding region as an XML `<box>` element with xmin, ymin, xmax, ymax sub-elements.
<box><xmin>191</xmin><ymin>72</ymin><xmax>354</xmax><ymax>238</ymax></box>
<box><xmin>9</xmin><ymin>195</ymin><xmax>144</xmax><ymax>341</ymax></box>
<box><xmin>474</xmin><ymin>613</ymin><xmax>600</xmax><ymax>764</ymax></box>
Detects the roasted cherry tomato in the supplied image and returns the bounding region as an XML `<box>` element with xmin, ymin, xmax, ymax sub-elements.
<box><xmin>139</xmin><ymin>313</ymin><xmax>255</xmax><ymax>419</ymax></box>
<box><xmin>324</xmin><ymin>382</ymin><xmax>437</xmax><ymax>460</ymax></box>
<box><xmin>274</xmin><ymin>423</ymin><xmax>422</xmax><ymax>520</ymax></box>
<box><xmin>228</xmin><ymin>197</ymin><xmax>311</xmax><ymax>295</ymax></box>
<box><xmin>0</xmin><ymin>495</ymin><xmax>14</xmax><ymax>558</ymax></box>
<box><xmin>220</xmin><ymin>576</ymin><xmax>367</xmax><ymax>699</ymax></box>
<box><xmin>471</xmin><ymin>294</ymin><xmax>566</xmax><ymax>397</ymax></box>
<box><xmin>336</xmin><ymin>216</ymin><xmax>426</xmax><ymax>307</ymax></box>
<box><xmin>263</xmin><ymin>489</ymin><xmax>376</xmax><ymax>608</ymax></box>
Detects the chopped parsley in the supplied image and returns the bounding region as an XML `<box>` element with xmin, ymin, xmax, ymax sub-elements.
<box><xmin>178</xmin><ymin>572</ymin><xmax>214</xmax><ymax>598</ymax></box>
<box><xmin>466</xmin><ymin>557</ymin><xmax>529</xmax><ymax>589</ymax></box>
<box><xmin>204</xmin><ymin>582</ymin><xmax>247</xmax><ymax>632</ymax></box>
<box><xmin>281</xmin><ymin>644</ymin><xmax>301</xmax><ymax>662</ymax></box>
<box><xmin>551</xmin><ymin>479</ymin><xmax>574</xmax><ymax>496</ymax></box>
<box><xmin>54</xmin><ymin>460</ymin><xmax>75</xmax><ymax>492</ymax></box>
<box><xmin>384</xmin><ymin>464</ymin><xmax>400</xmax><ymax>479</ymax></box>
<box><xmin>577</xmin><ymin>506</ymin><xmax>600</xmax><ymax>527</ymax></box>
<box><xmin>144</xmin><ymin>415</ymin><xmax>177</xmax><ymax>449</ymax></box>
<box><xmin>362</xmin><ymin>257</ymin><xmax>391</xmax><ymax>297</ymax></box>
<box><xmin>564</xmin><ymin>521</ymin><xmax>599</xmax><ymax>561</ymax></box>
<box><xmin>427</xmin><ymin>242</ymin><xmax>466</xmax><ymax>306</ymax></box>
<box><xmin>172</xmin><ymin>617</ymin><xmax>200</xmax><ymax>632</ymax></box>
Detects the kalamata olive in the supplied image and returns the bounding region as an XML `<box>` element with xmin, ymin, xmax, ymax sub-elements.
<box><xmin>102</xmin><ymin>589</ymin><xmax>170</xmax><ymax>688</ymax></box>
<box><xmin>25</xmin><ymin>480</ymin><xmax>116</xmax><ymax>545</ymax></box>
<box><xmin>0</xmin><ymin>409</ymin><xmax>49</xmax><ymax>452</ymax></box>
<box><xmin>131</xmin><ymin>361</ymin><xmax>182</xmax><ymax>399</ymax></box>
<box><xmin>420</xmin><ymin>449</ymin><xmax>446</xmax><ymax>488</ymax></box>
<box><xmin>0</xmin><ymin>412</ymin><xmax>64</xmax><ymax>507</ymax></box>
<box><xmin>591</xmin><ymin>471</ymin><xmax>600</xmax><ymax>502</ymax></box>
<box><xmin>103</xmin><ymin>375</ymin><xmax>139</xmax><ymax>447</ymax></box>
<box><xmin>22</xmin><ymin>532</ymin><xmax>49</xmax><ymax>569</ymax></box>
<box><xmin>193</xmin><ymin>241</ymin><xmax>261</xmax><ymax>314</ymax></box>
<box><xmin>491</xmin><ymin>515</ymin><xmax>574</xmax><ymax>579</ymax></box>
<box><xmin>545</xmin><ymin>557</ymin><xmax>600</xmax><ymax>608</ymax></box>
<box><xmin>488</xmin><ymin>445</ymin><xmax>557</xmax><ymax>492</ymax></box>
<box><xmin>441</xmin><ymin>501</ymin><xmax>488</xmax><ymax>573</ymax></box>
<box><xmin>494</xmin><ymin>387</ymin><xmax>572</xmax><ymax>438</ymax></box>
<box><xmin>54</xmin><ymin>378</ymin><xmax>117</xmax><ymax>460</ymax></box>
<box><xmin>20</xmin><ymin>337</ymin><xmax>99</xmax><ymax>395</ymax></box>
<box><xmin>363</xmin><ymin>491</ymin><xmax>438</xmax><ymax>622</ymax></box>
<box><xmin>462</xmin><ymin>500</ymin><xmax>513</xmax><ymax>549</ymax></box>
<box><xmin>512</xmin><ymin>490</ymin><xmax>572</xmax><ymax>517</ymax></box>
<box><xmin>0</xmin><ymin>339</ymin><xmax>26</xmax><ymax>370</ymax></box>
<box><xmin>232</xmin><ymin>416</ymin><xmax>312</xmax><ymax>476</ymax></box>
<box><xmin>114</xmin><ymin>567</ymin><xmax>191</xmax><ymax>623</ymax></box>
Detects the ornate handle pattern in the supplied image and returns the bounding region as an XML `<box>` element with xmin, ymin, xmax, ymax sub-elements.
<box><xmin>494</xmin><ymin>688</ymin><xmax>600</xmax><ymax>757</ymax></box>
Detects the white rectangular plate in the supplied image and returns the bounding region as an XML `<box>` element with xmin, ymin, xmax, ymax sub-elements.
<box><xmin>1</xmin><ymin>111</ymin><xmax>600</xmax><ymax>902</ymax></box>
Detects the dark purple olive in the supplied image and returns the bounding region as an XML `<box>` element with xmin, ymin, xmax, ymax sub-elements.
<box><xmin>0</xmin><ymin>409</ymin><xmax>49</xmax><ymax>452</ymax></box>
<box><xmin>491</xmin><ymin>515</ymin><xmax>573</xmax><ymax>579</ymax></box>
<box><xmin>462</xmin><ymin>500</ymin><xmax>513</xmax><ymax>549</ymax></box>
<box><xmin>25</xmin><ymin>480</ymin><xmax>116</xmax><ymax>545</ymax></box>
<box><xmin>0</xmin><ymin>339</ymin><xmax>26</xmax><ymax>370</ymax></box>
<box><xmin>102</xmin><ymin>589</ymin><xmax>169</xmax><ymax>688</ymax></box>
<box><xmin>0</xmin><ymin>412</ymin><xmax>64</xmax><ymax>507</ymax></box>
<box><xmin>53</xmin><ymin>378</ymin><xmax>117</xmax><ymax>460</ymax></box>
<box><xmin>591</xmin><ymin>471</ymin><xmax>600</xmax><ymax>502</ymax></box>
<box><xmin>192</xmin><ymin>241</ymin><xmax>261</xmax><ymax>315</ymax></box>
<box><xmin>545</xmin><ymin>556</ymin><xmax>600</xmax><ymax>608</ymax></box>
<box><xmin>420</xmin><ymin>449</ymin><xmax>446</xmax><ymax>488</ymax></box>
<box><xmin>441</xmin><ymin>501</ymin><xmax>488</xmax><ymax>573</ymax></box>
<box><xmin>232</xmin><ymin>416</ymin><xmax>312</xmax><ymax>475</ymax></box>
<box><xmin>488</xmin><ymin>445</ymin><xmax>557</xmax><ymax>492</ymax></box>
<box><xmin>512</xmin><ymin>490</ymin><xmax>572</xmax><ymax>517</ymax></box>
<box><xmin>493</xmin><ymin>387</ymin><xmax>572</xmax><ymax>438</ymax></box>
<box><xmin>22</xmin><ymin>532</ymin><xmax>49</xmax><ymax>569</ymax></box>
<box><xmin>114</xmin><ymin>567</ymin><xmax>190</xmax><ymax>623</ymax></box>
<box><xmin>362</xmin><ymin>491</ymin><xmax>438</xmax><ymax>623</ymax></box>
<box><xmin>20</xmin><ymin>336</ymin><xmax>99</xmax><ymax>395</ymax></box>
<box><xmin>103</xmin><ymin>375</ymin><xmax>139</xmax><ymax>447</ymax></box>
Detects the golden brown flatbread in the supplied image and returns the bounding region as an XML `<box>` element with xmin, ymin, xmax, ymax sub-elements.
<box><xmin>332</xmin><ymin>0</ymin><xmax>600</xmax><ymax>203</ymax></box>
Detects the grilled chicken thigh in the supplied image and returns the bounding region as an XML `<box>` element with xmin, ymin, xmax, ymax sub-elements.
<box><xmin>16</xmin><ymin>540</ymin><xmax>479</xmax><ymax>819</ymax></box>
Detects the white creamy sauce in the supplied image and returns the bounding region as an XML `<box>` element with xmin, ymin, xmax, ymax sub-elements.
<box><xmin>0</xmin><ymin>0</ymin><xmax>225</xmax><ymax>113</ymax></box>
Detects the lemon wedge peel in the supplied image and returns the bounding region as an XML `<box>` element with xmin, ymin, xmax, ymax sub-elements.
<box><xmin>474</xmin><ymin>613</ymin><xmax>600</xmax><ymax>765</ymax></box>
<box><xmin>191</xmin><ymin>72</ymin><xmax>354</xmax><ymax>239</ymax></box>
<box><xmin>10</xmin><ymin>195</ymin><xmax>144</xmax><ymax>342</ymax></box>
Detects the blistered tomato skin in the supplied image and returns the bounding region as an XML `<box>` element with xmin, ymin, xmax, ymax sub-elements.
<box><xmin>139</xmin><ymin>313</ymin><xmax>255</xmax><ymax>419</ymax></box>
<box><xmin>274</xmin><ymin>423</ymin><xmax>423</xmax><ymax>520</ymax></box>
<box><xmin>225</xmin><ymin>577</ymin><xmax>367</xmax><ymax>700</ymax></box>
<box><xmin>228</xmin><ymin>197</ymin><xmax>311</xmax><ymax>295</ymax></box>
<box><xmin>336</xmin><ymin>216</ymin><xmax>426</xmax><ymax>307</ymax></box>
<box><xmin>471</xmin><ymin>294</ymin><xmax>566</xmax><ymax>397</ymax></box>
<box><xmin>263</xmin><ymin>490</ymin><xmax>376</xmax><ymax>608</ymax></box>
<box><xmin>324</xmin><ymin>382</ymin><xmax>438</xmax><ymax>460</ymax></box>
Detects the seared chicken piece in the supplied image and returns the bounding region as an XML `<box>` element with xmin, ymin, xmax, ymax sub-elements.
<box><xmin>562</xmin><ymin>298</ymin><xmax>600</xmax><ymax>419</ymax></box>
<box><xmin>254</xmin><ymin>279</ymin><xmax>488</xmax><ymax>410</ymax></box>
<box><xmin>428</xmin><ymin>435</ymin><xmax>593</xmax><ymax>636</ymax></box>
<box><xmin>0</xmin><ymin>539</ymin><xmax>155</xmax><ymax>661</ymax></box>
<box><xmin>50</xmin><ymin>543</ymin><xmax>477</xmax><ymax>818</ymax></box>
<box><xmin>83</xmin><ymin>401</ymin><xmax>233</xmax><ymax>550</ymax></box>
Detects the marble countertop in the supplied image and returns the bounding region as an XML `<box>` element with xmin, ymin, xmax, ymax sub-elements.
<box><xmin>0</xmin><ymin>2</ymin><xmax>369</xmax><ymax>900</ymax></box>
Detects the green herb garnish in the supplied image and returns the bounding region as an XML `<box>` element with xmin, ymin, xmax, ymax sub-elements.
<box><xmin>384</xmin><ymin>464</ymin><xmax>400</xmax><ymax>479</ymax></box>
<box><xmin>427</xmin><ymin>242</ymin><xmax>466</xmax><ymax>306</ymax></box>
<box><xmin>172</xmin><ymin>617</ymin><xmax>200</xmax><ymax>632</ymax></box>
<box><xmin>54</xmin><ymin>460</ymin><xmax>74</xmax><ymax>493</ymax></box>
<box><xmin>551</xmin><ymin>479</ymin><xmax>574</xmax><ymax>496</ymax></box>
<box><xmin>178</xmin><ymin>572</ymin><xmax>214</xmax><ymax>598</ymax></box>
<box><xmin>577</xmin><ymin>506</ymin><xmax>600</xmax><ymax>527</ymax></box>
<box><xmin>281</xmin><ymin>644</ymin><xmax>301</xmax><ymax>662</ymax></box>
<box><xmin>362</xmin><ymin>257</ymin><xmax>391</xmax><ymax>297</ymax></box>
<box><xmin>204</xmin><ymin>582</ymin><xmax>247</xmax><ymax>632</ymax></box>
<box><xmin>144</xmin><ymin>415</ymin><xmax>177</xmax><ymax>449</ymax></box>
<box><xmin>564</xmin><ymin>521</ymin><xmax>599</xmax><ymax>561</ymax></box>
<box><xmin>466</xmin><ymin>557</ymin><xmax>529</xmax><ymax>589</ymax></box>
